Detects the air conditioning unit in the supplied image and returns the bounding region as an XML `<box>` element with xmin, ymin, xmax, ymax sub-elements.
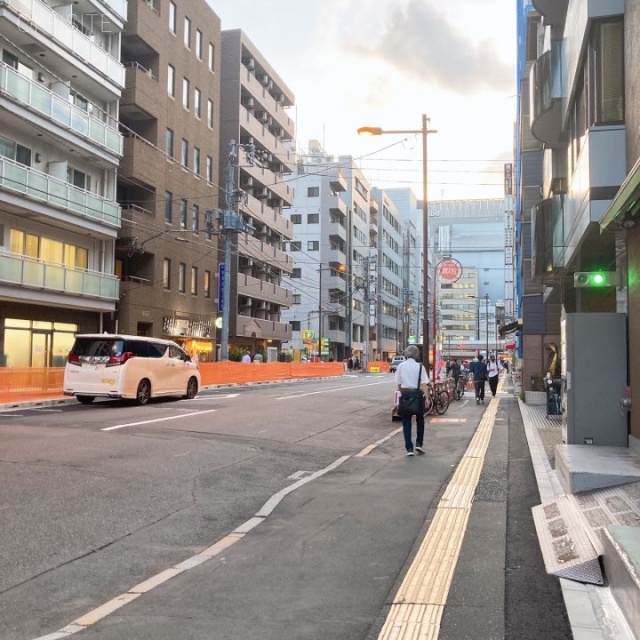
<box><xmin>256</xmin><ymin>300</ymin><xmax>268</xmax><ymax>309</ymax></box>
<box><xmin>256</xmin><ymin>224</ymin><xmax>268</xmax><ymax>236</ymax></box>
<box><xmin>267</xmin><ymin>116</ymin><xmax>273</xmax><ymax>127</ymax></box>
<box><xmin>259</xmin><ymin>112</ymin><xmax>269</xmax><ymax>124</ymax></box>
<box><xmin>259</xmin><ymin>74</ymin><xmax>269</xmax><ymax>86</ymax></box>
<box><xmin>241</xmin><ymin>176</ymin><xmax>253</xmax><ymax>187</ymax></box>
<box><xmin>245</xmin><ymin>97</ymin><xmax>254</xmax><ymax>109</ymax></box>
<box><xmin>239</xmin><ymin>297</ymin><xmax>252</xmax><ymax>307</ymax></box>
<box><xmin>255</xmin><ymin>187</ymin><xmax>268</xmax><ymax>198</ymax></box>
<box><xmin>245</xmin><ymin>58</ymin><xmax>255</xmax><ymax>70</ymax></box>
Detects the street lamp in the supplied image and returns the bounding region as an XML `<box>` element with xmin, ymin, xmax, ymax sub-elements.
<box><xmin>431</xmin><ymin>254</ymin><xmax>451</xmax><ymax>378</ymax></box>
<box><xmin>484</xmin><ymin>293</ymin><xmax>490</xmax><ymax>357</ymax></box>
<box><xmin>357</xmin><ymin>114</ymin><xmax>437</xmax><ymax>367</ymax></box>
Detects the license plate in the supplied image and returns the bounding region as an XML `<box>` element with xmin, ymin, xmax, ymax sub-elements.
<box><xmin>101</xmin><ymin>378</ymin><xmax>116</xmax><ymax>384</ymax></box>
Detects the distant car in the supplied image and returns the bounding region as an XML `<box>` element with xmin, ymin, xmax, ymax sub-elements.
<box><xmin>389</xmin><ymin>355</ymin><xmax>406</xmax><ymax>372</ymax></box>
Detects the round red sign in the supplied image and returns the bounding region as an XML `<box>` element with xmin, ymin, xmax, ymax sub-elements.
<box><xmin>439</xmin><ymin>259</ymin><xmax>462</xmax><ymax>283</ymax></box>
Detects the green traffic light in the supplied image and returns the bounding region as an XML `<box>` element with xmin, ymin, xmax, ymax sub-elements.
<box><xmin>591</xmin><ymin>273</ymin><xmax>606</xmax><ymax>285</ymax></box>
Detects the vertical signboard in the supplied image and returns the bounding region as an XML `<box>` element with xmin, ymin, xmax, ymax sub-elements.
<box><xmin>504</xmin><ymin>163</ymin><xmax>513</xmax><ymax>196</ymax></box>
<box><xmin>218</xmin><ymin>263</ymin><xmax>225</xmax><ymax>311</ymax></box>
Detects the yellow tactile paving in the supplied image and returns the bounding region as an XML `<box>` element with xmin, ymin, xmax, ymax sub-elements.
<box><xmin>379</xmin><ymin>603</ymin><xmax>443</xmax><ymax>640</ymax></box>
<box><xmin>378</xmin><ymin>399</ymin><xmax>500</xmax><ymax>639</ymax></box>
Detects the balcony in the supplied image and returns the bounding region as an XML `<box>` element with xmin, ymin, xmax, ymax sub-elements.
<box><xmin>120</xmin><ymin>134</ymin><xmax>158</xmax><ymax>188</ymax></box>
<box><xmin>0</xmin><ymin>63</ymin><xmax>122</xmax><ymax>158</ymax></box>
<box><xmin>237</xmin><ymin>273</ymin><xmax>292</xmax><ymax>307</ymax></box>
<box><xmin>122</xmin><ymin>0</ymin><xmax>163</xmax><ymax>58</ymax></box>
<box><xmin>236</xmin><ymin>315</ymin><xmax>292</xmax><ymax>341</ymax></box>
<box><xmin>96</xmin><ymin>0</ymin><xmax>128</xmax><ymax>23</ymax></box>
<box><xmin>532</xmin><ymin>195</ymin><xmax>564</xmax><ymax>279</ymax></box>
<box><xmin>531</xmin><ymin>0</ymin><xmax>568</xmax><ymax>26</ymax></box>
<box><xmin>3</xmin><ymin>0</ymin><xmax>124</xmax><ymax>90</ymax></box>
<box><xmin>328</xmin><ymin>221</ymin><xmax>347</xmax><ymax>243</ymax></box>
<box><xmin>327</xmin><ymin>167</ymin><xmax>347</xmax><ymax>192</ymax></box>
<box><xmin>121</xmin><ymin>63</ymin><xmax>159</xmax><ymax>121</ymax></box>
<box><xmin>0</xmin><ymin>251</ymin><xmax>119</xmax><ymax>303</ymax></box>
<box><xmin>237</xmin><ymin>234</ymin><xmax>294</xmax><ymax>274</ymax></box>
<box><xmin>0</xmin><ymin>156</ymin><xmax>120</xmax><ymax>230</ymax></box>
<box><xmin>530</xmin><ymin>46</ymin><xmax>565</xmax><ymax>149</ymax></box>
<box><xmin>328</xmin><ymin>194</ymin><xmax>348</xmax><ymax>218</ymax></box>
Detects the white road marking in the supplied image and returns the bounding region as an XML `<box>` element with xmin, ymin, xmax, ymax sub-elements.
<box><xmin>32</xmin><ymin>455</ymin><xmax>351</xmax><ymax>640</ymax></box>
<box><xmin>276</xmin><ymin>380</ymin><xmax>390</xmax><ymax>400</ymax></box>
<box><xmin>101</xmin><ymin>409</ymin><xmax>218</xmax><ymax>431</ymax></box>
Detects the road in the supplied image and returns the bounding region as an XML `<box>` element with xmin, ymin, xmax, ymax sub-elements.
<box><xmin>0</xmin><ymin>374</ymin><xmax>572</xmax><ymax>639</ymax></box>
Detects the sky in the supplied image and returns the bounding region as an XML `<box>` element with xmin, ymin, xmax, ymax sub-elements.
<box><xmin>209</xmin><ymin>0</ymin><xmax>517</xmax><ymax>201</ymax></box>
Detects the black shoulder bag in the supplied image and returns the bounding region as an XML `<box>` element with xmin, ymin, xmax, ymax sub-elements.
<box><xmin>397</xmin><ymin>366</ymin><xmax>424</xmax><ymax>416</ymax></box>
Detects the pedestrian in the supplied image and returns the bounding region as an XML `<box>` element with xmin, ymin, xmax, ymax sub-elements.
<box><xmin>253</xmin><ymin>352</ymin><xmax>263</xmax><ymax>363</ymax></box>
<box><xmin>242</xmin><ymin>350</ymin><xmax>251</xmax><ymax>363</ymax></box>
<box><xmin>347</xmin><ymin>356</ymin><xmax>353</xmax><ymax>372</ymax></box>
<box><xmin>395</xmin><ymin>344</ymin><xmax>429</xmax><ymax>456</ymax></box>
<box><xmin>470</xmin><ymin>354</ymin><xmax>488</xmax><ymax>404</ymax></box>
<box><xmin>353</xmin><ymin>357</ymin><xmax>360</xmax><ymax>370</ymax></box>
<box><xmin>451</xmin><ymin>358</ymin><xmax>460</xmax><ymax>390</ymax></box>
<box><xmin>487</xmin><ymin>354</ymin><xmax>500</xmax><ymax>397</ymax></box>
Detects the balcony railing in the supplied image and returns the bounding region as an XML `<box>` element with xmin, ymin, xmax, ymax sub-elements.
<box><xmin>97</xmin><ymin>0</ymin><xmax>128</xmax><ymax>22</ymax></box>
<box><xmin>236</xmin><ymin>315</ymin><xmax>292</xmax><ymax>341</ymax></box>
<box><xmin>0</xmin><ymin>63</ymin><xmax>122</xmax><ymax>156</ymax></box>
<box><xmin>0</xmin><ymin>156</ymin><xmax>121</xmax><ymax>228</ymax></box>
<box><xmin>7</xmin><ymin>0</ymin><xmax>124</xmax><ymax>88</ymax></box>
<box><xmin>530</xmin><ymin>45</ymin><xmax>564</xmax><ymax>149</ymax></box>
<box><xmin>0</xmin><ymin>251</ymin><xmax>120</xmax><ymax>300</ymax></box>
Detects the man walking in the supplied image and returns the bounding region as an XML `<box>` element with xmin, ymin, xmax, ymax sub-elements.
<box><xmin>395</xmin><ymin>345</ymin><xmax>429</xmax><ymax>456</ymax></box>
<box><xmin>470</xmin><ymin>354</ymin><xmax>488</xmax><ymax>404</ymax></box>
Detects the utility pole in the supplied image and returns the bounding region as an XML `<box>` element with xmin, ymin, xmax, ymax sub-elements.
<box><xmin>207</xmin><ymin>140</ymin><xmax>255</xmax><ymax>361</ymax></box>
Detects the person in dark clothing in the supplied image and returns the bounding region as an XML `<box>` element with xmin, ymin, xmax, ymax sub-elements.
<box><xmin>470</xmin><ymin>354</ymin><xmax>488</xmax><ymax>404</ymax></box>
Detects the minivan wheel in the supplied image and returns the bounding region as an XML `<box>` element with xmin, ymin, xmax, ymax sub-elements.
<box><xmin>77</xmin><ymin>395</ymin><xmax>95</xmax><ymax>405</ymax></box>
<box><xmin>184</xmin><ymin>377</ymin><xmax>198</xmax><ymax>400</ymax></box>
<box><xmin>136</xmin><ymin>379</ymin><xmax>151</xmax><ymax>405</ymax></box>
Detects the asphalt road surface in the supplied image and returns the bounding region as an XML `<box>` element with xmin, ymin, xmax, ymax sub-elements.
<box><xmin>0</xmin><ymin>374</ymin><xmax>571</xmax><ymax>639</ymax></box>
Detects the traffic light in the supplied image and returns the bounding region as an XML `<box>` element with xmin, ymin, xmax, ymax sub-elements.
<box><xmin>573</xmin><ymin>271</ymin><xmax>615</xmax><ymax>288</ymax></box>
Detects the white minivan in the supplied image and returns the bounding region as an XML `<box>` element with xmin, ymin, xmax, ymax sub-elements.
<box><xmin>63</xmin><ymin>334</ymin><xmax>201</xmax><ymax>405</ymax></box>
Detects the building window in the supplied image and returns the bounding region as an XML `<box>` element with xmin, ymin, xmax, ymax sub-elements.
<box><xmin>292</xmin><ymin>294</ymin><xmax>301</xmax><ymax>304</ymax></box>
<box><xmin>184</xmin><ymin>16</ymin><xmax>191</xmax><ymax>48</ymax></box>
<box><xmin>195</xmin><ymin>29</ymin><xmax>203</xmax><ymax>59</ymax></box>
<box><xmin>169</xmin><ymin>1</ymin><xmax>176</xmax><ymax>33</ymax></box>
<box><xmin>307</xmin><ymin>240</ymin><xmax>319</xmax><ymax>251</ymax></box>
<box><xmin>67</xmin><ymin>167</ymin><xmax>90</xmax><ymax>190</ymax></box>
<box><xmin>181</xmin><ymin>138</ymin><xmax>188</xmax><ymax>167</ymax></box>
<box><xmin>204</xmin><ymin>270</ymin><xmax>211</xmax><ymax>298</ymax></box>
<box><xmin>166</xmin><ymin>128</ymin><xmax>174</xmax><ymax>158</ymax></box>
<box><xmin>182</xmin><ymin>77</ymin><xmax>190</xmax><ymax>109</ymax></box>
<box><xmin>307</xmin><ymin>213</ymin><xmax>319</xmax><ymax>223</ymax></box>
<box><xmin>167</xmin><ymin>64</ymin><xmax>175</xmax><ymax>96</ymax></box>
<box><xmin>164</xmin><ymin>191</ymin><xmax>173</xmax><ymax>223</ymax></box>
<box><xmin>591</xmin><ymin>19</ymin><xmax>624</xmax><ymax>124</ymax></box>
<box><xmin>163</xmin><ymin>258</ymin><xmax>171</xmax><ymax>289</ymax></box>
<box><xmin>208</xmin><ymin>43</ymin><xmax>215</xmax><ymax>72</ymax></box>
<box><xmin>194</xmin><ymin>88</ymin><xmax>201</xmax><ymax>118</ymax></box>
<box><xmin>206</xmin><ymin>156</ymin><xmax>213</xmax><ymax>182</ymax></box>
<box><xmin>307</xmin><ymin>186</ymin><xmax>319</xmax><ymax>197</ymax></box>
<box><xmin>289</xmin><ymin>241</ymin><xmax>301</xmax><ymax>252</ymax></box>
<box><xmin>191</xmin><ymin>266</ymin><xmax>198</xmax><ymax>295</ymax></box>
<box><xmin>207</xmin><ymin>99</ymin><xmax>214</xmax><ymax>128</ymax></box>
<box><xmin>180</xmin><ymin>198</ymin><xmax>187</xmax><ymax>229</ymax></box>
<box><xmin>192</xmin><ymin>204</ymin><xmax>200</xmax><ymax>233</ymax></box>
<box><xmin>291</xmin><ymin>268</ymin><xmax>302</xmax><ymax>278</ymax></box>
<box><xmin>193</xmin><ymin>146</ymin><xmax>200</xmax><ymax>174</ymax></box>
<box><xmin>178</xmin><ymin>263</ymin><xmax>186</xmax><ymax>293</ymax></box>
<box><xmin>290</xmin><ymin>214</ymin><xmax>302</xmax><ymax>224</ymax></box>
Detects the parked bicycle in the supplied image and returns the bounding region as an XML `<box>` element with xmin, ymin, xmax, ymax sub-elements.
<box><xmin>453</xmin><ymin>377</ymin><xmax>465</xmax><ymax>400</ymax></box>
<box><xmin>425</xmin><ymin>383</ymin><xmax>450</xmax><ymax>415</ymax></box>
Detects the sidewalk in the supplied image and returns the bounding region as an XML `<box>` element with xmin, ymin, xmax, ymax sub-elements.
<box><xmin>519</xmin><ymin>392</ymin><xmax>637</xmax><ymax>640</ymax></box>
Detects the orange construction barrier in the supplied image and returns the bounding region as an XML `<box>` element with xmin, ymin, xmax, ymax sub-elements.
<box><xmin>0</xmin><ymin>362</ymin><xmax>345</xmax><ymax>405</ymax></box>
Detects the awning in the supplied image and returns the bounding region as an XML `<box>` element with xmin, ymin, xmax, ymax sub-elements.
<box><xmin>499</xmin><ymin>320</ymin><xmax>521</xmax><ymax>337</ymax></box>
<box><xmin>600</xmin><ymin>154</ymin><xmax>640</xmax><ymax>231</ymax></box>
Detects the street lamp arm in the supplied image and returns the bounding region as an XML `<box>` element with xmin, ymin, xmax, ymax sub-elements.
<box><xmin>357</xmin><ymin>126</ymin><xmax>438</xmax><ymax>136</ymax></box>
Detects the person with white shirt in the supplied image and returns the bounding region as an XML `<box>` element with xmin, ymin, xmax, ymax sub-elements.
<box><xmin>394</xmin><ymin>344</ymin><xmax>430</xmax><ymax>456</ymax></box>
<box><xmin>487</xmin><ymin>354</ymin><xmax>500</xmax><ymax>397</ymax></box>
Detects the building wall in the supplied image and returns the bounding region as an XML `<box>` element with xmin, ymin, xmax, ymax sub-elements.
<box><xmin>117</xmin><ymin>0</ymin><xmax>223</xmax><ymax>362</ymax></box>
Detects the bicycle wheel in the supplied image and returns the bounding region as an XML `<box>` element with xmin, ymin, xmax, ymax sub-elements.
<box><xmin>435</xmin><ymin>389</ymin><xmax>450</xmax><ymax>414</ymax></box>
<box><xmin>455</xmin><ymin>382</ymin><xmax>463</xmax><ymax>400</ymax></box>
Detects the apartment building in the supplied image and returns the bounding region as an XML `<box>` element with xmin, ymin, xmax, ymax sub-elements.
<box><xmin>219</xmin><ymin>29</ymin><xmax>296</xmax><ymax>357</ymax></box>
<box><xmin>280</xmin><ymin>142</ymin><xmax>354</xmax><ymax>362</ymax></box>
<box><xmin>0</xmin><ymin>0</ymin><xmax>125</xmax><ymax>366</ymax></box>
<box><xmin>116</xmin><ymin>0</ymin><xmax>222</xmax><ymax>362</ymax></box>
